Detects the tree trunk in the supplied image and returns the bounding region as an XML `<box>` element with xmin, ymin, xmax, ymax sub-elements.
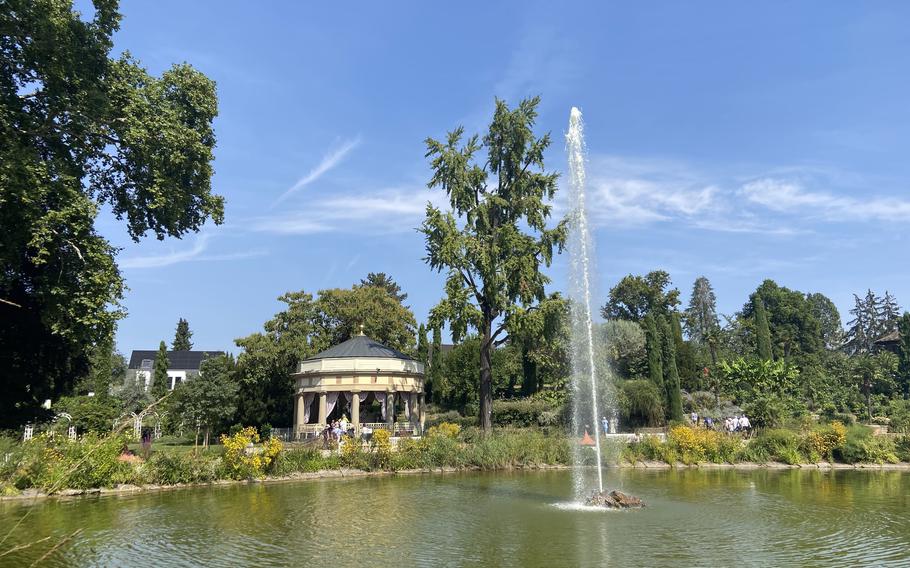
<box><xmin>479</xmin><ymin>314</ymin><xmax>493</xmax><ymax>433</ymax></box>
<box><xmin>204</xmin><ymin>427</ymin><xmax>210</xmax><ymax>449</ymax></box>
<box><xmin>194</xmin><ymin>425</ymin><xmax>200</xmax><ymax>455</ymax></box>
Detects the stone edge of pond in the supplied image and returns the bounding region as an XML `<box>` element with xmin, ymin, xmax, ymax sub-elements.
<box><xmin>3</xmin><ymin>461</ymin><xmax>909</xmax><ymax>502</ymax></box>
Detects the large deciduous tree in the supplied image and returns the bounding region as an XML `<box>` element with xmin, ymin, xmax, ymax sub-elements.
<box><xmin>421</xmin><ymin>97</ymin><xmax>567</xmax><ymax>432</ymax></box>
<box><xmin>806</xmin><ymin>292</ymin><xmax>843</xmax><ymax>350</ymax></box>
<box><xmin>0</xmin><ymin>0</ymin><xmax>222</xmax><ymax>426</ymax></box>
<box><xmin>602</xmin><ymin>271</ymin><xmax>680</xmax><ymax>322</ymax></box>
<box><xmin>235</xmin><ymin>280</ymin><xmax>417</xmax><ymax>427</ymax></box>
<box><xmin>171</xmin><ymin>354</ymin><xmax>239</xmax><ymax>449</ymax></box>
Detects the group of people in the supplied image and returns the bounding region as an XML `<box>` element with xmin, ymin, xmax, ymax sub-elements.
<box><xmin>320</xmin><ymin>418</ymin><xmax>374</xmax><ymax>448</ymax></box>
<box><xmin>689</xmin><ymin>411</ymin><xmax>751</xmax><ymax>435</ymax></box>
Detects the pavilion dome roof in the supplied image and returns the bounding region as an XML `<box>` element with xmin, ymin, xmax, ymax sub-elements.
<box><xmin>304</xmin><ymin>334</ymin><xmax>414</xmax><ymax>361</ymax></box>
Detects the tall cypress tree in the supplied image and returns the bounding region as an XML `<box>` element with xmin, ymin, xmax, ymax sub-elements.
<box><xmin>644</xmin><ymin>314</ymin><xmax>664</xmax><ymax>391</ymax></box>
<box><xmin>173</xmin><ymin>318</ymin><xmax>193</xmax><ymax>351</ymax></box>
<box><xmin>151</xmin><ymin>340</ymin><xmax>170</xmax><ymax>399</ymax></box>
<box><xmin>754</xmin><ymin>299</ymin><xmax>773</xmax><ymax>361</ymax></box>
<box><xmin>417</xmin><ymin>323</ymin><xmax>429</xmax><ymax>364</ymax></box>
<box><xmin>660</xmin><ymin>317</ymin><xmax>684</xmax><ymax>422</ymax></box>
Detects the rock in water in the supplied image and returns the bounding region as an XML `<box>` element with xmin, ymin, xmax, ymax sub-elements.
<box><xmin>585</xmin><ymin>489</ymin><xmax>645</xmax><ymax>509</ymax></box>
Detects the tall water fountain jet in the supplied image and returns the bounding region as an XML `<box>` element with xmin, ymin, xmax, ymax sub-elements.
<box><xmin>566</xmin><ymin>107</ymin><xmax>610</xmax><ymax>500</ymax></box>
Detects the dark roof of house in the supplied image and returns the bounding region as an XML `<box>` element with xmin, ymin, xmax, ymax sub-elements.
<box><xmin>874</xmin><ymin>330</ymin><xmax>901</xmax><ymax>344</ymax></box>
<box><xmin>128</xmin><ymin>350</ymin><xmax>224</xmax><ymax>370</ymax></box>
<box><xmin>305</xmin><ymin>335</ymin><xmax>413</xmax><ymax>361</ymax></box>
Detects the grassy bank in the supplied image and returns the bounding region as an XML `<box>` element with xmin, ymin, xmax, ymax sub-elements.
<box><xmin>621</xmin><ymin>424</ymin><xmax>910</xmax><ymax>466</ymax></box>
<box><xmin>0</xmin><ymin>426</ymin><xmax>572</xmax><ymax>496</ymax></box>
<box><xmin>3</xmin><ymin>423</ymin><xmax>909</xmax><ymax>497</ymax></box>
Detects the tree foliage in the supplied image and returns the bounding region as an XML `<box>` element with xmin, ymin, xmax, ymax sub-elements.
<box><xmin>806</xmin><ymin>292</ymin><xmax>843</xmax><ymax>350</ymax></box>
<box><xmin>171</xmin><ymin>354</ymin><xmax>239</xmax><ymax>447</ymax></box>
<box><xmin>151</xmin><ymin>341</ymin><xmax>170</xmax><ymax>401</ymax></box>
<box><xmin>172</xmin><ymin>318</ymin><xmax>193</xmax><ymax>351</ymax></box>
<box><xmin>421</xmin><ymin>97</ymin><xmax>567</xmax><ymax>431</ymax></box>
<box><xmin>602</xmin><ymin>270</ymin><xmax>680</xmax><ymax>322</ymax></box>
<box><xmin>234</xmin><ymin>279</ymin><xmax>418</xmax><ymax>427</ymax></box>
<box><xmin>898</xmin><ymin>313</ymin><xmax>910</xmax><ymax>400</ymax></box>
<box><xmin>684</xmin><ymin>276</ymin><xmax>719</xmax><ymax>345</ymax></box>
<box><xmin>644</xmin><ymin>314</ymin><xmax>664</xmax><ymax>392</ymax></box>
<box><xmin>659</xmin><ymin>317</ymin><xmax>684</xmax><ymax>422</ymax></box>
<box><xmin>745</xmin><ymin>280</ymin><xmax>823</xmax><ymax>361</ymax></box>
<box><xmin>0</xmin><ymin>0</ymin><xmax>222</xmax><ymax>426</ymax></box>
<box><xmin>754</xmin><ymin>299</ymin><xmax>773</xmax><ymax>361</ymax></box>
<box><xmin>360</xmin><ymin>272</ymin><xmax>408</xmax><ymax>304</ymax></box>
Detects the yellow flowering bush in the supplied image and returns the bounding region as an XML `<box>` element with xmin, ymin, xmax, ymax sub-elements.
<box><xmin>427</xmin><ymin>422</ymin><xmax>461</xmax><ymax>440</ymax></box>
<box><xmin>370</xmin><ymin>428</ymin><xmax>393</xmax><ymax>469</ymax></box>
<box><xmin>668</xmin><ymin>425</ymin><xmax>742</xmax><ymax>464</ymax></box>
<box><xmin>803</xmin><ymin>421</ymin><xmax>846</xmax><ymax>462</ymax></box>
<box><xmin>220</xmin><ymin>427</ymin><xmax>282</xmax><ymax>479</ymax></box>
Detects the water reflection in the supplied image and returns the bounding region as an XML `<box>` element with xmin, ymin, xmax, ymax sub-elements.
<box><xmin>1</xmin><ymin>469</ymin><xmax>908</xmax><ymax>567</ymax></box>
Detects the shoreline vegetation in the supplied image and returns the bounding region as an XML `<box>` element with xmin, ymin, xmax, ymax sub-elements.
<box><xmin>2</xmin><ymin>424</ymin><xmax>909</xmax><ymax>502</ymax></box>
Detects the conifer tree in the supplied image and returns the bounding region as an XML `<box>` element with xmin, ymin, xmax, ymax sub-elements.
<box><xmin>417</xmin><ymin>324</ymin><xmax>429</xmax><ymax>364</ymax></box>
<box><xmin>879</xmin><ymin>292</ymin><xmax>901</xmax><ymax>336</ymax></box>
<box><xmin>659</xmin><ymin>317</ymin><xmax>684</xmax><ymax>422</ymax></box>
<box><xmin>754</xmin><ymin>299</ymin><xmax>773</xmax><ymax>361</ymax></box>
<box><xmin>685</xmin><ymin>276</ymin><xmax>719</xmax><ymax>345</ymax></box>
<box><xmin>644</xmin><ymin>314</ymin><xmax>664</xmax><ymax>392</ymax></box>
<box><xmin>898</xmin><ymin>312</ymin><xmax>910</xmax><ymax>400</ymax></box>
<box><xmin>172</xmin><ymin>318</ymin><xmax>194</xmax><ymax>351</ymax></box>
<box><xmin>151</xmin><ymin>341</ymin><xmax>170</xmax><ymax>400</ymax></box>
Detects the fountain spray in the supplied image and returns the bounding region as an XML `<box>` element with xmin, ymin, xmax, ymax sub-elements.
<box><xmin>567</xmin><ymin>107</ymin><xmax>604</xmax><ymax>496</ymax></box>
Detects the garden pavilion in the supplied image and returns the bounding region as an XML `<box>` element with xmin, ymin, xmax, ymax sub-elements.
<box><xmin>291</xmin><ymin>329</ymin><xmax>425</xmax><ymax>440</ymax></box>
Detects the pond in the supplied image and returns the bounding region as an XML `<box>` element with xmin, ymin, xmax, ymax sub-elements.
<box><xmin>1</xmin><ymin>469</ymin><xmax>908</xmax><ymax>567</ymax></box>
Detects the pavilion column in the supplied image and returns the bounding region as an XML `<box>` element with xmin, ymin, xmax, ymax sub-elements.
<box><xmin>419</xmin><ymin>393</ymin><xmax>426</xmax><ymax>434</ymax></box>
<box><xmin>317</xmin><ymin>392</ymin><xmax>327</xmax><ymax>425</ymax></box>
<box><xmin>295</xmin><ymin>393</ymin><xmax>306</xmax><ymax>440</ymax></box>
<box><xmin>351</xmin><ymin>391</ymin><xmax>360</xmax><ymax>435</ymax></box>
<box><xmin>409</xmin><ymin>391</ymin><xmax>419</xmax><ymax>427</ymax></box>
<box><xmin>386</xmin><ymin>391</ymin><xmax>395</xmax><ymax>427</ymax></box>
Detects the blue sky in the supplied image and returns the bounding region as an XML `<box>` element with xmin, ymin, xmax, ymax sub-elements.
<box><xmin>93</xmin><ymin>1</ymin><xmax>910</xmax><ymax>354</ymax></box>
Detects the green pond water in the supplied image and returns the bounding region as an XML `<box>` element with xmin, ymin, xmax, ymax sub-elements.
<box><xmin>1</xmin><ymin>469</ymin><xmax>908</xmax><ymax>567</ymax></box>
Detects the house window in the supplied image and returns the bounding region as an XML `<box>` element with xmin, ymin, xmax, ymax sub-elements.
<box><xmin>140</xmin><ymin>359</ymin><xmax>153</xmax><ymax>370</ymax></box>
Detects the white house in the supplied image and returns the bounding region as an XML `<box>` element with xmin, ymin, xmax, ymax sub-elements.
<box><xmin>127</xmin><ymin>350</ymin><xmax>223</xmax><ymax>391</ymax></box>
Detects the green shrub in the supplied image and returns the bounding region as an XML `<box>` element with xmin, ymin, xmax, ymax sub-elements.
<box><xmin>618</xmin><ymin>380</ymin><xmax>664</xmax><ymax>428</ymax></box>
<box><xmin>836</xmin><ymin>425</ymin><xmax>898</xmax><ymax>464</ymax></box>
<box><xmin>273</xmin><ymin>447</ymin><xmax>329</xmax><ymax>475</ymax></box>
<box><xmin>886</xmin><ymin>400</ymin><xmax>910</xmax><ymax>434</ymax></box>
<box><xmin>491</xmin><ymin>399</ymin><xmax>558</xmax><ymax>428</ymax></box>
<box><xmin>895</xmin><ymin>436</ymin><xmax>910</xmax><ymax>462</ymax></box>
<box><xmin>145</xmin><ymin>452</ymin><xmax>219</xmax><ymax>484</ymax></box>
<box><xmin>8</xmin><ymin>433</ymin><xmax>136</xmax><ymax>491</ymax></box>
<box><xmin>744</xmin><ymin>429</ymin><xmax>804</xmax><ymax>464</ymax></box>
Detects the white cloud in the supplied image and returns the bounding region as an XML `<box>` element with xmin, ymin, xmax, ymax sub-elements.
<box><xmin>273</xmin><ymin>136</ymin><xmax>362</xmax><ymax>206</ymax></box>
<box><xmin>119</xmin><ymin>234</ymin><xmax>266</xmax><ymax>269</ymax></box>
<box><xmin>742</xmin><ymin>178</ymin><xmax>910</xmax><ymax>222</ymax></box>
<box><xmin>253</xmin><ymin>186</ymin><xmax>443</xmax><ymax>235</ymax></box>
